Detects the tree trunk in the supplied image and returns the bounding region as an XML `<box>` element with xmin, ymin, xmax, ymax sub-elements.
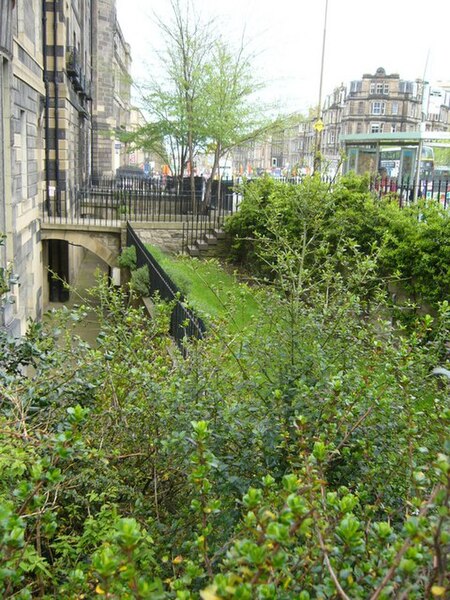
<box><xmin>204</xmin><ymin>145</ymin><xmax>221</xmax><ymax>209</ymax></box>
<box><xmin>188</xmin><ymin>130</ymin><xmax>196</xmax><ymax>216</ymax></box>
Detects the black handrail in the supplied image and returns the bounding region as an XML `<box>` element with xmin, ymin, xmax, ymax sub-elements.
<box><xmin>126</xmin><ymin>222</ymin><xmax>206</xmax><ymax>353</ymax></box>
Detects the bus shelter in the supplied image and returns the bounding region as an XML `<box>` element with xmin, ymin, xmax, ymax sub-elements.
<box><xmin>340</xmin><ymin>132</ymin><xmax>450</xmax><ymax>184</ymax></box>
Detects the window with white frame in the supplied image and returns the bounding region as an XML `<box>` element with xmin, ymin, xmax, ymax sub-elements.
<box><xmin>370</xmin><ymin>123</ymin><xmax>381</xmax><ymax>134</ymax></box>
<box><xmin>370</xmin><ymin>83</ymin><xmax>376</xmax><ymax>95</ymax></box>
<box><xmin>383</xmin><ymin>83</ymin><xmax>389</xmax><ymax>94</ymax></box>
<box><xmin>376</xmin><ymin>83</ymin><xmax>384</xmax><ymax>94</ymax></box>
<box><xmin>372</xmin><ymin>101</ymin><xmax>386</xmax><ymax>115</ymax></box>
<box><xmin>20</xmin><ymin>110</ymin><xmax>28</xmax><ymax>200</ymax></box>
<box><xmin>391</xmin><ymin>102</ymin><xmax>399</xmax><ymax>115</ymax></box>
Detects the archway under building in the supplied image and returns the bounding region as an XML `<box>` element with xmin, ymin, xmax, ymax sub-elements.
<box><xmin>43</xmin><ymin>239</ymin><xmax>111</xmax><ymax>304</ymax></box>
<box><xmin>41</xmin><ymin>228</ymin><xmax>122</xmax><ymax>304</ymax></box>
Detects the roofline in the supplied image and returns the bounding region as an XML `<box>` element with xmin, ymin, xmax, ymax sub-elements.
<box><xmin>340</xmin><ymin>132</ymin><xmax>450</xmax><ymax>145</ymax></box>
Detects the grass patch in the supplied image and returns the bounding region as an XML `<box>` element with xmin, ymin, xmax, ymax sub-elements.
<box><xmin>145</xmin><ymin>245</ymin><xmax>260</xmax><ymax>332</ymax></box>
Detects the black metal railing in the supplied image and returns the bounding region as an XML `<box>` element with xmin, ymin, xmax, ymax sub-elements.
<box><xmin>41</xmin><ymin>177</ymin><xmax>239</xmax><ymax>230</ymax></box>
<box><xmin>181</xmin><ymin>180</ymin><xmax>239</xmax><ymax>253</ymax></box>
<box><xmin>43</xmin><ymin>176</ymin><xmax>237</xmax><ymax>224</ymax></box>
<box><xmin>126</xmin><ymin>222</ymin><xmax>206</xmax><ymax>352</ymax></box>
<box><xmin>369</xmin><ymin>175</ymin><xmax>450</xmax><ymax>208</ymax></box>
<box><xmin>41</xmin><ymin>174</ymin><xmax>450</xmax><ymax>230</ymax></box>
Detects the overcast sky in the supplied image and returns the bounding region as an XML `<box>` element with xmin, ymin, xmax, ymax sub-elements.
<box><xmin>116</xmin><ymin>0</ymin><xmax>450</xmax><ymax>113</ymax></box>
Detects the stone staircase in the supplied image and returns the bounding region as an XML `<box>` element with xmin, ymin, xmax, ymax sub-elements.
<box><xmin>187</xmin><ymin>228</ymin><xmax>229</xmax><ymax>258</ymax></box>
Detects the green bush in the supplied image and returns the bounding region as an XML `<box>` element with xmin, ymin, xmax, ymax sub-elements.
<box><xmin>225</xmin><ymin>174</ymin><xmax>450</xmax><ymax>309</ymax></box>
<box><xmin>0</xmin><ymin>232</ymin><xmax>448</xmax><ymax>597</ymax></box>
<box><xmin>130</xmin><ymin>264</ymin><xmax>150</xmax><ymax>297</ymax></box>
<box><xmin>117</xmin><ymin>245</ymin><xmax>137</xmax><ymax>270</ymax></box>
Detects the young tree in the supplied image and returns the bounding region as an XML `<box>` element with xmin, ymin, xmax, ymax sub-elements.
<box><xmin>129</xmin><ymin>0</ymin><xmax>290</xmax><ymax>208</ymax></box>
<box><xmin>153</xmin><ymin>0</ymin><xmax>213</xmax><ymax>204</ymax></box>
<box><xmin>200</xmin><ymin>38</ymin><xmax>271</xmax><ymax>207</ymax></box>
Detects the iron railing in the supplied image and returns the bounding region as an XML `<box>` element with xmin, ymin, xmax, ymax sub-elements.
<box><xmin>369</xmin><ymin>175</ymin><xmax>450</xmax><ymax>208</ymax></box>
<box><xmin>126</xmin><ymin>222</ymin><xmax>206</xmax><ymax>352</ymax></box>
<box><xmin>181</xmin><ymin>181</ymin><xmax>239</xmax><ymax>252</ymax></box>
<box><xmin>42</xmin><ymin>177</ymin><xmax>237</xmax><ymax>226</ymax></box>
<box><xmin>41</xmin><ymin>174</ymin><xmax>450</xmax><ymax>230</ymax></box>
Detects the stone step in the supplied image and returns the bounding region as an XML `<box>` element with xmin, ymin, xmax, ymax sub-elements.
<box><xmin>204</xmin><ymin>233</ymin><xmax>218</xmax><ymax>244</ymax></box>
<box><xmin>196</xmin><ymin>239</ymin><xmax>208</xmax><ymax>250</ymax></box>
<box><xmin>213</xmin><ymin>228</ymin><xmax>227</xmax><ymax>239</ymax></box>
<box><xmin>187</xmin><ymin>245</ymin><xmax>200</xmax><ymax>256</ymax></box>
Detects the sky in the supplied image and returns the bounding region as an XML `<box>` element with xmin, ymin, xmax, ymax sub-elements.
<box><xmin>116</xmin><ymin>0</ymin><xmax>450</xmax><ymax>114</ymax></box>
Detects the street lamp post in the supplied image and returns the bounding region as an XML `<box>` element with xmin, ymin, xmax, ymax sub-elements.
<box><xmin>313</xmin><ymin>0</ymin><xmax>329</xmax><ymax>174</ymax></box>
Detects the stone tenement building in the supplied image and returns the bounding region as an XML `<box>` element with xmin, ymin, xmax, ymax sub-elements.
<box><xmin>1</xmin><ymin>0</ymin><xmax>45</xmax><ymax>334</ymax></box>
<box><xmin>320</xmin><ymin>68</ymin><xmax>450</xmax><ymax>174</ymax></box>
<box><xmin>92</xmin><ymin>0</ymin><xmax>131</xmax><ymax>179</ymax></box>
<box><xmin>233</xmin><ymin>68</ymin><xmax>450</xmax><ymax>177</ymax></box>
<box><xmin>0</xmin><ymin>0</ymin><xmax>132</xmax><ymax>335</ymax></box>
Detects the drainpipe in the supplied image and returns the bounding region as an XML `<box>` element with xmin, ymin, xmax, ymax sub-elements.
<box><xmin>90</xmin><ymin>0</ymin><xmax>95</xmax><ymax>184</ymax></box>
<box><xmin>42</xmin><ymin>0</ymin><xmax>51</xmax><ymax>214</ymax></box>
<box><xmin>53</xmin><ymin>0</ymin><xmax>61</xmax><ymax>216</ymax></box>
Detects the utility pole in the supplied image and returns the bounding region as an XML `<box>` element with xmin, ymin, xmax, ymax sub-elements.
<box><xmin>413</xmin><ymin>51</ymin><xmax>430</xmax><ymax>201</ymax></box>
<box><xmin>313</xmin><ymin>0</ymin><xmax>329</xmax><ymax>174</ymax></box>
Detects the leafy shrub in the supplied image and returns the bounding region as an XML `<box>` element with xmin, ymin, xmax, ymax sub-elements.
<box><xmin>130</xmin><ymin>264</ymin><xmax>150</xmax><ymax>297</ymax></box>
<box><xmin>225</xmin><ymin>174</ymin><xmax>450</xmax><ymax>309</ymax></box>
<box><xmin>0</xmin><ymin>231</ymin><xmax>448</xmax><ymax>597</ymax></box>
<box><xmin>117</xmin><ymin>245</ymin><xmax>137</xmax><ymax>270</ymax></box>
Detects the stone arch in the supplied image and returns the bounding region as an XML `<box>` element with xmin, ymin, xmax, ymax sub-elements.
<box><xmin>41</xmin><ymin>230</ymin><xmax>121</xmax><ymax>267</ymax></box>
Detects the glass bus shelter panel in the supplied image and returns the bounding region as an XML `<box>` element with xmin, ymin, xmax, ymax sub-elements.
<box><xmin>399</xmin><ymin>148</ymin><xmax>416</xmax><ymax>184</ymax></box>
<box><xmin>357</xmin><ymin>149</ymin><xmax>377</xmax><ymax>175</ymax></box>
<box><xmin>347</xmin><ymin>147</ymin><xmax>358</xmax><ymax>172</ymax></box>
<box><xmin>344</xmin><ymin>147</ymin><xmax>377</xmax><ymax>176</ymax></box>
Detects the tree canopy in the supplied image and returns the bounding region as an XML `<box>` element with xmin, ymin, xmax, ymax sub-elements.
<box><xmin>126</xmin><ymin>0</ymin><xmax>284</xmax><ymax>198</ymax></box>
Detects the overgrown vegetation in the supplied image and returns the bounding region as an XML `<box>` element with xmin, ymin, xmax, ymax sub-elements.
<box><xmin>118</xmin><ymin>246</ymin><xmax>150</xmax><ymax>298</ymax></box>
<box><xmin>145</xmin><ymin>245</ymin><xmax>259</xmax><ymax>331</ymax></box>
<box><xmin>226</xmin><ymin>174</ymin><xmax>450</xmax><ymax>309</ymax></box>
<box><xmin>0</xmin><ymin>176</ymin><xmax>449</xmax><ymax>598</ymax></box>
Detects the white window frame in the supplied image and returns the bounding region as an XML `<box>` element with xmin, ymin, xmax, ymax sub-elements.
<box><xmin>20</xmin><ymin>110</ymin><xmax>28</xmax><ymax>200</ymax></box>
<box><xmin>370</xmin><ymin>123</ymin><xmax>381</xmax><ymax>134</ymax></box>
<box><xmin>391</xmin><ymin>102</ymin><xmax>399</xmax><ymax>115</ymax></box>
<box><xmin>372</xmin><ymin>101</ymin><xmax>386</xmax><ymax>115</ymax></box>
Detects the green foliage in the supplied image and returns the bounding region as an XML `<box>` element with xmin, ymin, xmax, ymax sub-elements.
<box><xmin>118</xmin><ymin>245</ymin><xmax>137</xmax><ymax>270</ymax></box>
<box><xmin>118</xmin><ymin>245</ymin><xmax>151</xmax><ymax>298</ymax></box>
<box><xmin>0</xmin><ymin>221</ymin><xmax>449</xmax><ymax>597</ymax></box>
<box><xmin>0</xmin><ymin>233</ymin><xmax>8</xmax><ymax>296</ymax></box>
<box><xmin>130</xmin><ymin>265</ymin><xmax>150</xmax><ymax>297</ymax></box>
<box><xmin>225</xmin><ymin>174</ymin><xmax>450</xmax><ymax>309</ymax></box>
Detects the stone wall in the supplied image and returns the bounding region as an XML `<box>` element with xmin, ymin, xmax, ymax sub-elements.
<box><xmin>91</xmin><ymin>0</ymin><xmax>131</xmax><ymax>178</ymax></box>
<box><xmin>131</xmin><ymin>223</ymin><xmax>232</xmax><ymax>259</ymax></box>
<box><xmin>0</xmin><ymin>0</ymin><xmax>45</xmax><ymax>335</ymax></box>
<box><xmin>131</xmin><ymin>223</ymin><xmax>185</xmax><ymax>255</ymax></box>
